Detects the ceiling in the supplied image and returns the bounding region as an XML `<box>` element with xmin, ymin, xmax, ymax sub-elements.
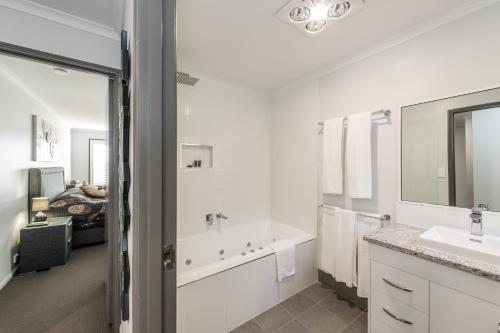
<box><xmin>0</xmin><ymin>54</ymin><xmax>108</xmax><ymax>130</ymax></box>
<box><xmin>177</xmin><ymin>0</ymin><xmax>474</xmax><ymax>90</ymax></box>
<box><xmin>22</xmin><ymin>0</ymin><xmax>123</xmax><ymax>34</ymax></box>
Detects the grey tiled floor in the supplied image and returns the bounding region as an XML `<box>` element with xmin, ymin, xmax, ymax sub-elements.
<box><xmin>231</xmin><ymin>283</ymin><xmax>367</xmax><ymax>333</ymax></box>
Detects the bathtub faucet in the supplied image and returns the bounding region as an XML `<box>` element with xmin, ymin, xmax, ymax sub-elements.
<box><xmin>216</xmin><ymin>213</ymin><xmax>228</xmax><ymax>221</ymax></box>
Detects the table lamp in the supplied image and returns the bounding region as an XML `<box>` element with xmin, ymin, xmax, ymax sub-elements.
<box><xmin>32</xmin><ymin>197</ymin><xmax>49</xmax><ymax>222</ymax></box>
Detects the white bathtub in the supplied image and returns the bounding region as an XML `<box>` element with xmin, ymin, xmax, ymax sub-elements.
<box><xmin>177</xmin><ymin>220</ymin><xmax>317</xmax><ymax>333</ymax></box>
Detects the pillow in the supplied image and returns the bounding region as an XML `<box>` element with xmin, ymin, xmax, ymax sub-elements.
<box><xmin>81</xmin><ymin>185</ymin><xmax>106</xmax><ymax>198</ymax></box>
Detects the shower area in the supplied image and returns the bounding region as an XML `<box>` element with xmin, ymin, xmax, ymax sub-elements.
<box><xmin>175</xmin><ymin>73</ymin><xmax>318</xmax><ymax>332</ymax></box>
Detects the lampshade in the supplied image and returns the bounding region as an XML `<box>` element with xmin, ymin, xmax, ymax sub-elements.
<box><xmin>32</xmin><ymin>197</ymin><xmax>49</xmax><ymax>212</ymax></box>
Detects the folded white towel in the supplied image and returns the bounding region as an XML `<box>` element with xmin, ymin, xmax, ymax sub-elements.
<box><xmin>323</xmin><ymin>118</ymin><xmax>344</xmax><ymax>195</ymax></box>
<box><xmin>356</xmin><ymin>216</ymin><xmax>379</xmax><ymax>297</ymax></box>
<box><xmin>346</xmin><ymin>112</ymin><xmax>372</xmax><ymax>199</ymax></box>
<box><xmin>333</xmin><ymin>207</ymin><xmax>357</xmax><ymax>288</ymax></box>
<box><xmin>320</xmin><ymin>206</ymin><xmax>337</xmax><ymax>276</ymax></box>
<box><xmin>270</xmin><ymin>240</ymin><xmax>296</xmax><ymax>282</ymax></box>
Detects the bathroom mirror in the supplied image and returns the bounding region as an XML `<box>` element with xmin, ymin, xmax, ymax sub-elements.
<box><xmin>401</xmin><ymin>87</ymin><xmax>500</xmax><ymax>211</ymax></box>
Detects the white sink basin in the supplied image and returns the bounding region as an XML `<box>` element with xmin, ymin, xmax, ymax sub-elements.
<box><xmin>419</xmin><ymin>226</ymin><xmax>500</xmax><ymax>267</ymax></box>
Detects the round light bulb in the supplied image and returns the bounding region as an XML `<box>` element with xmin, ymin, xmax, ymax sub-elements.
<box><xmin>289</xmin><ymin>6</ymin><xmax>311</xmax><ymax>23</ymax></box>
<box><xmin>305</xmin><ymin>20</ymin><xmax>327</xmax><ymax>33</ymax></box>
<box><xmin>311</xmin><ymin>0</ymin><xmax>333</xmax><ymax>6</ymax></box>
<box><xmin>328</xmin><ymin>1</ymin><xmax>351</xmax><ymax>18</ymax></box>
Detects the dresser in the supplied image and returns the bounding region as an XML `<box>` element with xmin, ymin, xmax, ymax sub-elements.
<box><xmin>19</xmin><ymin>216</ymin><xmax>73</xmax><ymax>274</ymax></box>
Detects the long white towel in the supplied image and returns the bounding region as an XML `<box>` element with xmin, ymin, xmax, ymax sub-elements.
<box><xmin>356</xmin><ymin>217</ymin><xmax>379</xmax><ymax>297</ymax></box>
<box><xmin>323</xmin><ymin>118</ymin><xmax>344</xmax><ymax>194</ymax></box>
<box><xmin>346</xmin><ymin>113</ymin><xmax>372</xmax><ymax>199</ymax></box>
<box><xmin>333</xmin><ymin>207</ymin><xmax>357</xmax><ymax>288</ymax></box>
<box><xmin>320</xmin><ymin>206</ymin><xmax>337</xmax><ymax>275</ymax></box>
<box><xmin>270</xmin><ymin>240</ymin><xmax>296</xmax><ymax>282</ymax></box>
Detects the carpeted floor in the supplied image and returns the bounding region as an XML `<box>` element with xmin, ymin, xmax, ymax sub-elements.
<box><xmin>0</xmin><ymin>243</ymin><xmax>112</xmax><ymax>333</ymax></box>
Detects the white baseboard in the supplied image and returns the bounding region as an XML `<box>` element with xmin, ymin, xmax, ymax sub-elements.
<box><xmin>0</xmin><ymin>271</ymin><xmax>13</xmax><ymax>290</ymax></box>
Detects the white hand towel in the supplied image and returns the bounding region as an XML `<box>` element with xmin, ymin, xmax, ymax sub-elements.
<box><xmin>270</xmin><ymin>240</ymin><xmax>296</xmax><ymax>282</ymax></box>
<box><xmin>323</xmin><ymin>118</ymin><xmax>344</xmax><ymax>194</ymax></box>
<box><xmin>356</xmin><ymin>217</ymin><xmax>379</xmax><ymax>297</ymax></box>
<box><xmin>346</xmin><ymin>113</ymin><xmax>372</xmax><ymax>199</ymax></box>
<box><xmin>320</xmin><ymin>206</ymin><xmax>337</xmax><ymax>276</ymax></box>
<box><xmin>333</xmin><ymin>207</ymin><xmax>357</xmax><ymax>288</ymax></box>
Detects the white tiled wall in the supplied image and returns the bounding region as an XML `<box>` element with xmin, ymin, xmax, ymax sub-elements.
<box><xmin>177</xmin><ymin>74</ymin><xmax>271</xmax><ymax>239</ymax></box>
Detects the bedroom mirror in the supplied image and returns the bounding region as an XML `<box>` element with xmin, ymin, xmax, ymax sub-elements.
<box><xmin>401</xmin><ymin>87</ymin><xmax>500</xmax><ymax>211</ymax></box>
<box><xmin>0</xmin><ymin>48</ymin><xmax>119</xmax><ymax>332</ymax></box>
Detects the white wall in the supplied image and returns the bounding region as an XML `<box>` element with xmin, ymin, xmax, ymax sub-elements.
<box><xmin>71</xmin><ymin>128</ymin><xmax>106</xmax><ymax>183</ymax></box>
<box><xmin>0</xmin><ymin>67</ymin><xmax>71</xmax><ymax>289</ymax></box>
<box><xmin>270</xmin><ymin>80</ymin><xmax>320</xmax><ymax>235</ymax></box>
<box><xmin>472</xmin><ymin>107</ymin><xmax>500</xmax><ymax>211</ymax></box>
<box><xmin>0</xmin><ymin>4</ymin><xmax>120</xmax><ymax>69</ymax></box>
<box><xmin>270</xmin><ymin>3</ymin><xmax>500</xmax><ymax>235</ymax></box>
<box><xmin>177</xmin><ymin>74</ymin><xmax>271</xmax><ymax>239</ymax></box>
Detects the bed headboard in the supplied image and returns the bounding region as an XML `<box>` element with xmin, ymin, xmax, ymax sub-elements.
<box><xmin>28</xmin><ymin>167</ymin><xmax>65</xmax><ymax>215</ymax></box>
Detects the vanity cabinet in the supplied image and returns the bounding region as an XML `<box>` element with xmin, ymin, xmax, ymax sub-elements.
<box><xmin>430</xmin><ymin>283</ymin><xmax>500</xmax><ymax>333</ymax></box>
<box><xmin>369</xmin><ymin>244</ymin><xmax>500</xmax><ymax>333</ymax></box>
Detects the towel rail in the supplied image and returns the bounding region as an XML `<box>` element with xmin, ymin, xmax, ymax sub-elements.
<box><xmin>318</xmin><ymin>204</ymin><xmax>390</xmax><ymax>227</ymax></box>
<box><xmin>318</xmin><ymin>109</ymin><xmax>391</xmax><ymax>132</ymax></box>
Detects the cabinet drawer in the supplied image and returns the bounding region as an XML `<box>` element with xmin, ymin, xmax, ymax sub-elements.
<box><xmin>372</xmin><ymin>260</ymin><xmax>429</xmax><ymax>313</ymax></box>
<box><xmin>371</xmin><ymin>317</ymin><xmax>399</xmax><ymax>333</ymax></box>
<box><xmin>371</xmin><ymin>290</ymin><xmax>428</xmax><ymax>333</ymax></box>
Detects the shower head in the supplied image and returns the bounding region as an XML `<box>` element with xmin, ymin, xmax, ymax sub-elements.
<box><xmin>176</xmin><ymin>71</ymin><xmax>199</xmax><ymax>86</ymax></box>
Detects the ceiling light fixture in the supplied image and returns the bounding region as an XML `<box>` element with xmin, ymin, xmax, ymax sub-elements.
<box><xmin>305</xmin><ymin>19</ymin><xmax>327</xmax><ymax>33</ymax></box>
<box><xmin>53</xmin><ymin>67</ymin><xmax>69</xmax><ymax>76</ymax></box>
<box><xmin>277</xmin><ymin>0</ymin><xmax>364</xmax><ymax>37</ymax></box>
<box><xmin>289</xmin><ymin>6</ymin><xmax>311</xmax><ymax>22</ymax></box>
<box><xmin>311</xmin><ymin>0</ymin><xmax>333</xmax><ymax>6</ymax></box>
<box><xmin>328</xmin><ymin>1</ymin><xmax>351</xmax><ymax>18</ymax></box>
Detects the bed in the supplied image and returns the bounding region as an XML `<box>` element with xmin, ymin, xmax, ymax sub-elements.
<box><xmin>28</xmin><ymin>167</ymin><xmax>106</xmax><ymax>247</ymax></box>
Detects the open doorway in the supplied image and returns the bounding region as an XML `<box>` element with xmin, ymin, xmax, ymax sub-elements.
<box><xmin>0</xmin><ymin>45</ymin><xmax>120</xmax><ymax>332</ymax></box>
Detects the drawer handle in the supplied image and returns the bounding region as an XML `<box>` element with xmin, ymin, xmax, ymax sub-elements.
<box><xmin>382</xmin><ymin>278</ymin><xmax>413</xmax><ymax>292</ymax></box>
<box><xmin>67</xmin><ymin>237</ymin><xmax>72</xmax><ymax>243</ymax></box>
<box><xmin>383</xmin><ymin>307</ymin><xmax>413</xmax><ymax>325</ymax></box>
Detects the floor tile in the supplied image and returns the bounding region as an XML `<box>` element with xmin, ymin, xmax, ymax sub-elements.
<box><xmin>300</xmin><ymin>283</ymin><xmax>332</xmax><ymax>303</ymax></box>
<box><xmin>255</xmin><ymin>305</ymin><xmax>294</xmax><ymax>333</ymax></box>
<box><xmin>275</xmin><ymin>320</ymin><xmax>312</xmax><ymax>333</ymax></box>
<box><xmin>350</xmin><ymin>312</ymin><xmax>367</xmax><ymax>333</ymax></box>
<box><xmin>297</xmin><ymin>304</ymin><xmax>347</xmax><ymax>333</ymax></box>
<box><xmin>230</xmin><ymin>320</ymin><xmax>265</xmax><ymax>333</ymax></box>
<box><xmin>282</xmin><ymin>293</ymin><xmax>316</xmax><ymax>316</ymax></box>
<box><xmin>340</xmin><ymin>327</ymin><xmax>358</xmax><ymax>333</ymax></box>
<box><xmin>320</xmin><ymin>294</ymin><xmax>362</xmax><ymax>323</ymax></box>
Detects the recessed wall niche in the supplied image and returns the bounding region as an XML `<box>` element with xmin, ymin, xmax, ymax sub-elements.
<box><xmin>180</xmin><ymin>143</ymin><xmax>214</xmax><ymax>169</ymax></box>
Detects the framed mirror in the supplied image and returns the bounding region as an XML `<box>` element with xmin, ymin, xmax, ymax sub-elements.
<box><xmin>401</xmin><ymin>87</ymin><xmax>500</xmax><ymax>211</ymax></box>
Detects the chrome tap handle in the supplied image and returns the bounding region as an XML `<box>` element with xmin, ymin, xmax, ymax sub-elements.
<box><xmin>216</xmin><ymin>213</ymin><xmax>228</xmax><ymax>220</ymax></box>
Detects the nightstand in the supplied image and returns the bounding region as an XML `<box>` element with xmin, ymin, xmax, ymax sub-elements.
<box><xmin>19</xmin><ymin>216</ymin><xmax>73</xmax><ymax>274</ymax></box>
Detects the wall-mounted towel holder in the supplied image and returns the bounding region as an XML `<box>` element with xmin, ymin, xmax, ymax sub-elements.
<box><xmin>318</xmin><ymin>204</ymin><xmax>391</xmax><ymax>228</ymax></box>
<box><xmin>318</xmin><ymin>109</ymin><xmax>391</xmax><ymax>134</ymax></box>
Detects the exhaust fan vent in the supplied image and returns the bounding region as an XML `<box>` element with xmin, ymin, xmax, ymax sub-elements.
<box><xmin>177</xmin><ymin>71</ymin><xmax>199</xmax><ymax>86</ymax></box>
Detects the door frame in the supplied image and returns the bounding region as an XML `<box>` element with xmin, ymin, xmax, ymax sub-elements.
<box><xmin>447</xmin><ymin>101</ymin><xmax>500</xmax><ymax>207</ymax></box>
<box><xmin>132</xmin><ymin>0</ymin><xmax>177</xmax><ymax>331</ymax></box>
<box><xmin>0</xmin><ymin>40</ymin><xmax>122</xmax><ymax>332</ymax></box>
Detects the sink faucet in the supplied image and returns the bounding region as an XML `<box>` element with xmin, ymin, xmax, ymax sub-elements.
<box><xmin>216</xmin><ymin>213</ymin><xmax>228</xmax><ymax>221</ymax></box>
<box><xmin>470</xmin><ymin>203</ymin><xmax>488</xmax><ymax>236</ymax></box>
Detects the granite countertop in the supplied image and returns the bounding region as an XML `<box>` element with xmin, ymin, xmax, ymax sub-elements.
<box><xmin>364</xmin><ymin>223</ymin><xmax>500</xmax><ymax>282</ymax></box>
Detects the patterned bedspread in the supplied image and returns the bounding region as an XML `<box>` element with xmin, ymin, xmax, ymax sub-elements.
<box><xmin>49</xmin><ymin>187</ymin><xmax>107</xmax><ymax>231</ymax></box>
